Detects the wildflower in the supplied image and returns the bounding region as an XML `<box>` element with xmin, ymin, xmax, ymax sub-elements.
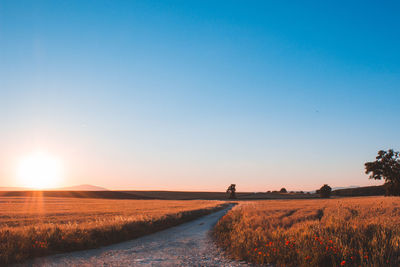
<box><xmin>341</xmin><ymin>260</ymin><xmax>346</xmax><ymax>265</ymax></box>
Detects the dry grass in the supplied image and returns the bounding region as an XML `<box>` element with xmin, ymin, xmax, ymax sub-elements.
<box><xmin>0</xmin><ymin>195</ymin><xmax>225</xmax><ymax>265</ymax></box>
<box><xmin>214</xmin><ymin>197</ymin><xmax>400</xmax><ymax>266</ymax></box>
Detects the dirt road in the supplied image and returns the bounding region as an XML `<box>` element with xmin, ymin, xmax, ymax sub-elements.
<box><xmin>22</xmin><ymin>206</ymin><xmax>252</xmax><ymax>267</ymax></box>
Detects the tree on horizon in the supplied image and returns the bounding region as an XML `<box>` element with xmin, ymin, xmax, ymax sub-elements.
<box><xmin>226</xmin><ymin>184</ymin><xmax>236</xmax><ymax>199</ymax></box>
<box><xmin>365</xmin><ymin>149</ymin><xmax>400</xmax><ymax>196</ymax></box>
<box><xmin>318</xmin><ymin>184</ymin><xmax>332</xmax><ymax>198</ymax></box>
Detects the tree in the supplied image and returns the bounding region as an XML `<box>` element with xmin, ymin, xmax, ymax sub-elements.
<box><xmin>226</xmin><ymin>184</ymin><xmax>236</xmax><ymax>199</ymax></box>
<box><xmin>280</xmin><ymin>187</ymin><xmax>287</xmax><ymax>193</ymax></box>
<box><xmin>319</xmin><ymin>184</ymin><xmax>332</xmax><ymax>198</ymax></box>
<box><xmin>365</xmin><ymin>149</ymin><xmax>400</xmax><ymax>196</ymax></box>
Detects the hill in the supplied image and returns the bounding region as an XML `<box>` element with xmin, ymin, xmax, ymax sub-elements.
<box><xmin>120</xmin><ymin>191</ymin><xmax>319</xmax><ymax>200</ymax></box>
<box><xmin>0</xmin><ymin>184</ymin><xmax>108</xmax><ymax>191</ymax></box>
<box><xmin>332</xmin><ymin>185</ymin><xmax>385</xmax><ymax>196</ymax></box>
<box><xmin>0</xmin><ymin>187</ymin><xmax>31</xmax><ymax>191</ymax></box>
<box><xmin>0</xmin><ymin>190</ymin><xmax>151</xmax><ymax>199</ymax></box>
<box><xmin>56</xmin><ymin>184</ymin><xmax>108</xmax><ymax>191</ymax></box>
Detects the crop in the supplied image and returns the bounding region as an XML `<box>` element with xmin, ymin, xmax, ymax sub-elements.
<box><xmin>214</xmin><ymin>197</ymin><xmax>400</xmax><ymax>266</ymax></box>
<box><xmin>0</xmin><ymin>195</ymin><xmax>225</xmax><ymax>265</ymax></box>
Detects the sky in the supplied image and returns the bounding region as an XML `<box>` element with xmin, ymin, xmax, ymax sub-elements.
<box><xmin>0</xmin><ymin>0</ymin><xmax>399</xmax><ymax>191</ymax></box>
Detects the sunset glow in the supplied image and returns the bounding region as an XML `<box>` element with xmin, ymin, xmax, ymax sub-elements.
<box><xmin>0</xmin><ymin>1</ymin><xmax>399</xmax><ymax>191</ymax></box>
<box><xmin>17</xmin><ymin>152</ymin><xmax>63</xmax><ymax>189</ymax></box>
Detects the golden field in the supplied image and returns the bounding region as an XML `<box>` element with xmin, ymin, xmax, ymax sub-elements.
<box><xmin>0</xmin><ymin>195</ymin><xmax>225</xmax><ymax>264</ymax></box>
<box><xmin>214</xmin><ymin>197</ymin><xmax>400</xmax><ymax>266</ymax></box>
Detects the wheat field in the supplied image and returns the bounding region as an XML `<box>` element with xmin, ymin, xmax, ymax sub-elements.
<box><xmin>0</xmin><ymin>195</ymin><xmax>225</xmax><ymax>264</ymax></box>
<box><xmin>214</xmin><ymin>197</ymin><xmax>400</xmax><ymax>266</ymax></box>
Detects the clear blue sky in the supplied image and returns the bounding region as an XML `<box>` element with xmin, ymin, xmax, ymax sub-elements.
<box><xmin>0</xmin><ymin>0</ymin><xmax>399</xmax><ymax>191</ymax></box>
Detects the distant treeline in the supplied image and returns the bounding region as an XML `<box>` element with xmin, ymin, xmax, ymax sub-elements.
<box><xmin>332</xmin><ymin>185</ymin><xmax>385</xmax><ymax>197</ymax></box>
<box><xmin>0</xmin><ymin>186</ymin><xmax>386</xmax><ymax>200</ymax></box>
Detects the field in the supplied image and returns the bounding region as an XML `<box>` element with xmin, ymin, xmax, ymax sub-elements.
<box><xmin>0</xmin><ymin>190</ymin><xmax>321</xmax><ymax>200</ymax></box>
<box><xmin>214</xmin><ymin>197</ymin><xmax>400</xmax><ymax>266</ymax></box>
<box><xmin>119</xmin><ymin>191</ymin><xmax>320</xmax><ymax>200</ymax></box>
<box><xmin>0</xmin><ymin>195</ymin><xmax>225</xmax><ymax>265</ymax></box>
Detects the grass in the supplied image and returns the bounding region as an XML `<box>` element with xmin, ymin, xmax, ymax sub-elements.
<box><xmin>0</xmin><ymin>194</ymin><xmax>226</xmax><ymax>265</ymax></box>
<box><xmin>213</xmin><ymin>196</ymin><xmax>400</xmax><ymax>266</ymax></box>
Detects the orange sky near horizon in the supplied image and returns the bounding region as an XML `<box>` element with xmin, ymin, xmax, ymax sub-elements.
<box><xmin>0</xmin><ymin>142</ymin><xmax>384</xmax><ymax>192</ymax></box>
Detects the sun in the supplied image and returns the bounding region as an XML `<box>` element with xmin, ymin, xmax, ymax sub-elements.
<box><xmin>17</xmin><ymin>151</ymin><xmax>63</xmax><ymax>189</ymax></box>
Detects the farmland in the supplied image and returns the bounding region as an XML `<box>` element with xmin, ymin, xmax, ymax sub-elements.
<box><xmin>0</xmin><ymin>190</ymin><xmax>322</xmax><ymax>200</ymax></box>
<box><xmin>0</xmin><ymin>196</ymin><xmax>225</xmax><ymax>265</ymax></box>
<box><xmin>214</xmin><ymin>197</ymin><xmax>400</xmax><ymax>266</ymax></box>
<box><xmin>2</xmin><ymin>194</ymin><xmax>399</xmax><ymax>266</ymax></box>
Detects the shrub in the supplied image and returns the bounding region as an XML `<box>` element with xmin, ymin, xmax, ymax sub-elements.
<box><xmin>318</xmin><ymin>184</ymin><xmax>332</xmax><ymax>198</ymax></box>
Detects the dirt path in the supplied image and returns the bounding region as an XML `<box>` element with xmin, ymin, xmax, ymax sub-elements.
<box><xmin>21</xmin><ymin>206</ymin><xmax>252</xmax><ymax>267</ymax></box>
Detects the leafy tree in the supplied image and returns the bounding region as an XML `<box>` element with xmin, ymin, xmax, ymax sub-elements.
<box><xmin>280</xmin><ymin>187</ymin><xmax>287</xmax><ymax>193</ymax></box>
<box><xmin>365</xmin><ymin>149</ymin><xmax>400</xmax><ymax>196</ymax></box>
<box><xmin>319</xmin><ymin>184</ymin><xmax>332</xmax><ymax>198</ymax></box>
<box><xmin>226</xmin><ymin>184</ymin><xmax>236</xmax><ymax>199</ymax></box>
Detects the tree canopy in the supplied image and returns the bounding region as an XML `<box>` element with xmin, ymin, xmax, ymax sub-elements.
<box><xmin>365</xmin><ymin>149</ymin><xmax>400</xmax><ymax>196</ymax></box>
<box><xmin>318</xmin><ymin>184</ymin><xmax>332</xmax><ymax>198</ymax></box>
<box><xmin>226</xmin><ymin>184</ymin><xmax>236</xmax><ymax>199</ymax></box>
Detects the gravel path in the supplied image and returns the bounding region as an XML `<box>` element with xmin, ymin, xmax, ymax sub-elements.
<box><xmin>20</xmin><ymin>206</ymin><xmax>253</xmax><ymax>267</ymax></box>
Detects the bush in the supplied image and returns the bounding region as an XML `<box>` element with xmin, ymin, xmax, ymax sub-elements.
<box><xmin>319</xmin><ymin>184</ymin><xmax>332</xmax><ymax>198</ymax></box>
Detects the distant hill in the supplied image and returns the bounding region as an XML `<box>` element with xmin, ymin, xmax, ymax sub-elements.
<box><xmin>333</xmin><ymin>185</ymin><xmax>385</xmax><ymax>196</ymax></box>
<box><xmin>0</xmin><ymin>184</ymin><xmax>108</xmax><ymax>191</ymax></box>
<box><xmin>305</xmin><ymin>185</ymin><xmax>360</xmax><ymax>194</ymax></box>
<box><xmin>332</xmin><ymin>185</ymin><xmax>360</xmax><ymax>190</ymax></box>
<box><xmin>120</xmin><ymin>191</ymin><xmax>320</xmax><ymax>200</ymax></box>
<box><xmin>0</xmin><ymin>190</ymin><xmax>151</xmax><ymax>199</ymax></box>
<box><xmin>56</xmin><ymin>184</ymin><xmax>109</xmax><ymax>191</ymax></box>
<box><xmin>0</xmin><ymin>186</ymin><xmax>31</xmax><ymax>191</ymax></box>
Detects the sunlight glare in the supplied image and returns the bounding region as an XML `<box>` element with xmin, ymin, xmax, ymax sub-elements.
<box><xmin>17</xmin><ymin>151</ymin><xmax>63</xmax><ymax>189</ymax></box>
